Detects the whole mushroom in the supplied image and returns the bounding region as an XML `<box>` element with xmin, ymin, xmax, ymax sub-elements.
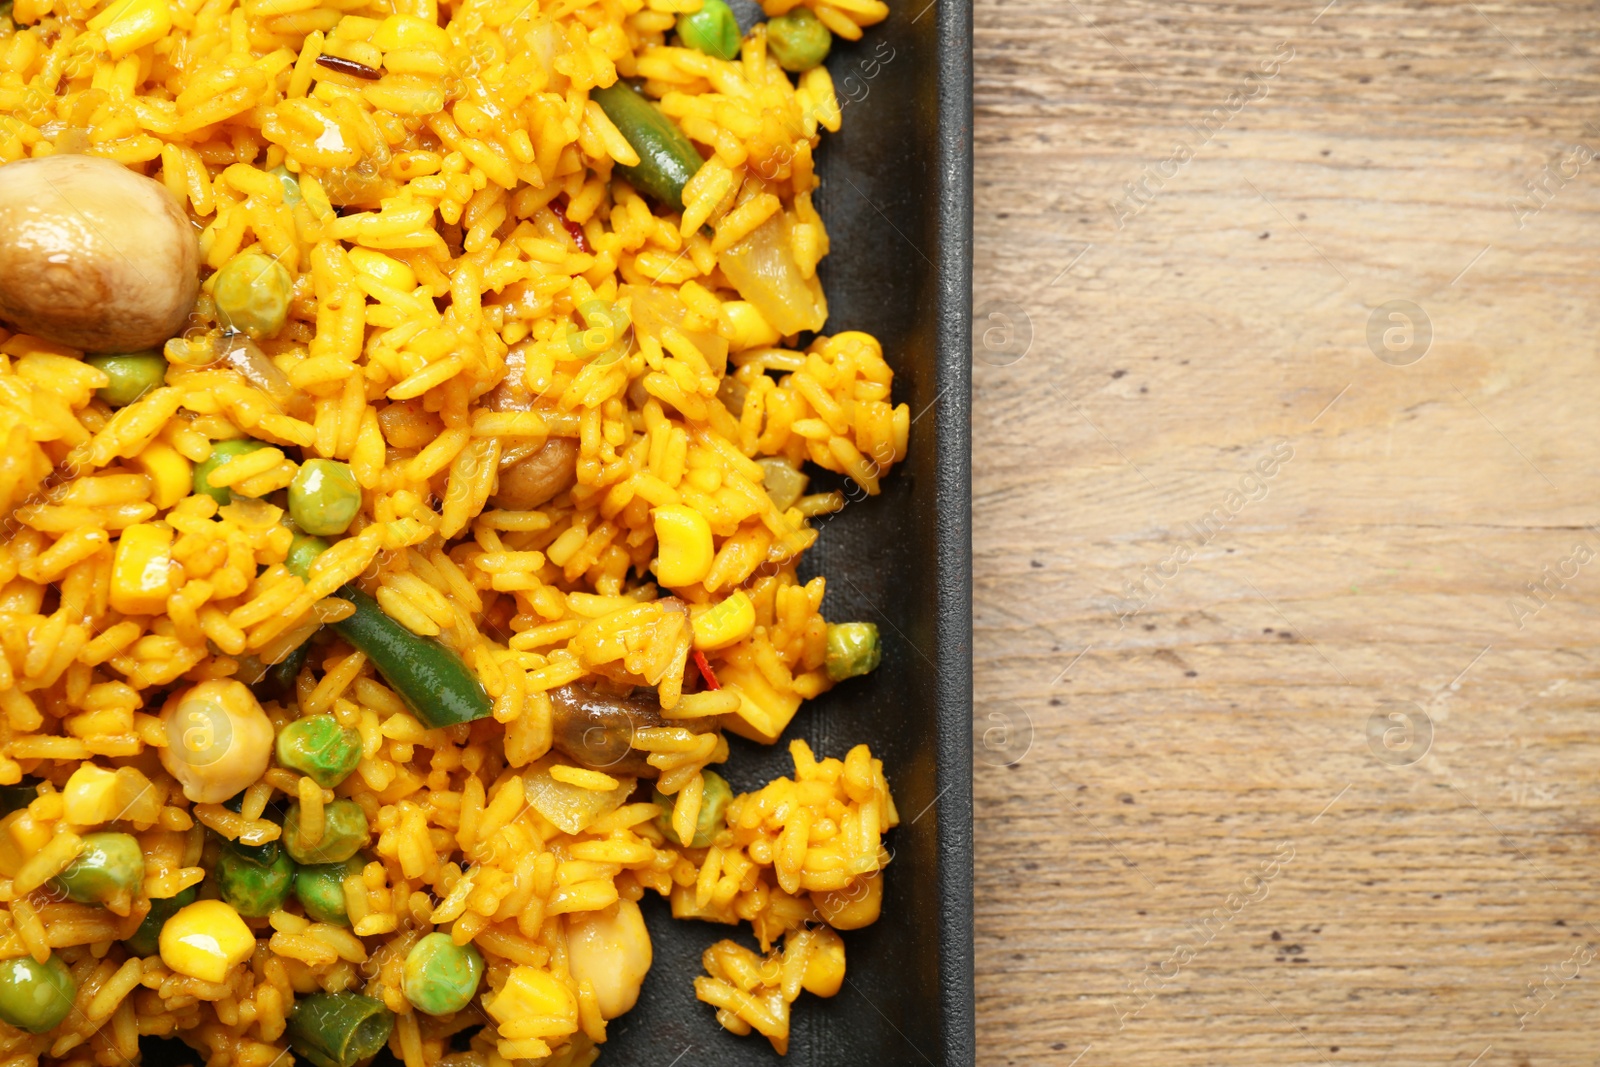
<box><xmin>0</xmin><ymin>154</ymin><xmax>200</xmax><ymax>351</ymax></box>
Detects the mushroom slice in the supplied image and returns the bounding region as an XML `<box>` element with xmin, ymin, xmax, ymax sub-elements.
<box><xmin>482</xmin><ymin>344</ymin><xmax>581</xmax><ymax>510</ymax></box>
<box><xmin>548</xmin><ymin>682</ymin><xmax>717</xmax><ymax>777</ymax></box>
<box><xmin>491</xmin><ymin>437</ymin><xmax>579</xmax><ymax>511</ymax></box>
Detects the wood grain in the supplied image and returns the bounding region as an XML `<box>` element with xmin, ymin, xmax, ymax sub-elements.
<box><xmin>973</xmin><ymin>2</ymin><xmax>1600</xmax><ymax>1064</ymax></box>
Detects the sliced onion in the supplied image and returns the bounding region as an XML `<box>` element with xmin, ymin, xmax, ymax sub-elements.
<box><xmin>220</xmin><ymin>334</ymin><xmax>308</xmax><ymax>416</ymax></box>
<box><xmin>624</xmin><ymin>285</ymin><xmax>730</xmax><ymax>374</ymax></box>
<box><xmin>716</xmin><ymin>213</ymin><xmax>827</xmax><ymax>336</ymax></box>
<box><xmin>523</xmin><ymin>756</ymin><xmax>634</xmax><ymax>834</ymax></box>
<box><xmin>717</xmin><ymin>374</ymin><xmax>747</xmax><ymax>416</ymax></box>
<box><xmin>219</xmin><ymin>496</ymin><xmax>283</xmax><ymax>529</ymax></box>
<box><xmin>757</xmin><ymin>457</ymin><xmax>808</xmax><ymax>511</ymax></box>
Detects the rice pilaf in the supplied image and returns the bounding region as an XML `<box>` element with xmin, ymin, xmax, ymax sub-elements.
<box><xmin>0</xmin><ymin>0</ymin><xmax>904</xmax><ymax>1055</ymax></box>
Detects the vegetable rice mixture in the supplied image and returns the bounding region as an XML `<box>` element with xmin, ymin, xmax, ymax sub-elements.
<box><xmin>0</xmin><ymin>0</ymin><xmax>905</xmax><ymax>1053</ymax></box>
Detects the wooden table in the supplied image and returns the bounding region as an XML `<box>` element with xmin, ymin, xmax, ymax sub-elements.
<box><xmin>972</xmin><ymin>2</ymin><xmax>1600</xmax><ymax>1063</ymax></box>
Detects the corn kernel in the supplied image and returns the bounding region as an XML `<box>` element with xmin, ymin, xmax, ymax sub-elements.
<box><xmin>651</xmin><ymin>505</ymin><xmax>713</xmax><ymax>588</ymax></box>
<box><xmin>110</xmin><ymin>523</ymin><xmax>175</xmax><ymax>616</ymax></box>
<box><xmin>87</xmin><ymin>0</ymin><xmax>172</xmax><ymax>58</ymax></box>
<box><xmin>348</xmin><ymin>247</ymin><xmax>418</xmax><ymax>292</ymax></box>
<box><xmin>0</xmin><ymin>811</ymin><xmax>49</xmax><ymax>879</ymax></box>
<box><xmin>63</xmin><ymin>763</ymin><xmax>118</xmax><ymax>826</ymax></box>
<box><xmin>810</xmin><ymin>869</ymin><xmax>882</xmax><ymax>931</ymax></box>
<box><xmin>113</xmin><ymin>767</ymin><xmax>161</xmax><ymax>826</ymax></box>
<box><xmin>130</xmin><ymin>441</ymin><xmax>193</xmax><ymax>510</ymax></box>
<box><xmin>160</xmin><ymin>899</ymin><xmax>255</xmax><ymax>983</ymax></box>
<box><xmin>801</xmin><ymin>927</ymin><xmax>846</xmax><ymax>998</ymax></box>
<box><xmin>692</xmin><ymin>590</ymin><xmax>755</xmax><ymax>651</ymax></box>
<box><xmin>718</xmin><ymin>660</ymin><xmax>802</xmax><ymax>745</ymax></box>
<box><xmin>720</xmin><ymin>301</ymin><xmax>781</xmax><ymax>351</ymax></box>
<box><xmin>485</xmin><ymin>966</ymin><xmax>578</xmax><ymax>1040</ymax></box>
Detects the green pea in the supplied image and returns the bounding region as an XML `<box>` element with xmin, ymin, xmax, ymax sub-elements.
<box><xmin>0</xmin><ymin>954</ymin><xmax>76</xmax><ymax>1034</ymax></box>
<box><xmin>193</xmin><ymin>438</ymin><xmax>269</xmax><ymax>506</ymax></box>
<box><xmin>824</xmin><ymin>621</ymin><xmax>880</xmax><ymax>681</ymax></box>
<box><xmin>269</xmin><ymin>165</ymin><xmax>304</xmax><ymax>207</ymax></box>
<box><xmin>214</xmin><ymin>252</ymin><xmax>293</xmax><ymax>339</ymax></box>
<box><xmin>84</xmin><ymin>351</ymin><xmax>168</xmax><ymax>407</ymax></box>
<box><xmin>51</xmin><ymin>832</ymin><xmax>144</xmax><ymax>907</ymax></box>
<box><xmin>766</xmin><ymin>7</ymin><xmax>830</xmax><ymax>71</ymax></box>
<box><xmin>283</xmin><ymin>799</ymin><xmax>370</xmax><ymax>866</ymax></box>
<box><xmin>277</xmin><ymin>716</ymin><xmax>363</xmax><ymax>789</ymax></box>
<box><xmin>294</xmin><ymin>855</ymin><xmax>364</xmax><ymax>925</ymax></box>
<box><xmin>289</xmin><ymin>460</ymin><xmax>362</xmax><ymax>537</ymax></box>
<box><xmin>677</xmin><ymin>0</ymin><xmax>740</xmax><ymax>60</ymax></box>
<box><xmin>216</xmin><ymin>838</ymin><xmax>296</xmax><ymax>918</ymax></box>
<box><xmin>654</xmin><ymin>769</ymin><xmax>732</xmax><ymax>848</ymax></box>
<box><xmin>401</xmin><ymin>932</ymin><xmax>483</xmax><ymax>1016</ymax></box>
<box><xmin>285</xmin><ymin>533</ymin><xmax>331</xmax><ymax>579</ymax></box>
<box><xmin>123</xmin><ymin>886</ymin><xmax>197</xmax><ymax>957</ymax></box>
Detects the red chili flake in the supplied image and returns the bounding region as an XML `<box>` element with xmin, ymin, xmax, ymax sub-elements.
<box><xmin>315</xmin><ymin>54</ymin><xmax>382</xmax><ymax>81</ymax></box>
<box><xmin>550</xmin><ymin>195</ymin><xmax>591</xmax><ymax>254</ymax></box>
<box><xmin>693</xmin><ymin>649</ymin><xmax>720</xmax><ymax>691</ymax></box>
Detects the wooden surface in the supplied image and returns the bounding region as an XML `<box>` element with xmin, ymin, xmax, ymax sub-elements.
<box><xmin>972</xmin><ymin>2</ymin><xmax>1600</xmax><ymax>1064</ymax></box>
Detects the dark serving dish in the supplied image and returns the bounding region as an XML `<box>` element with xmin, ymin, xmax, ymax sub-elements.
<box><xmin>146</xmin><ymin>0</ymin><xmax>972</xmax><ymax>1061</ymax></box>
<box><xmin>605</xmin><ymin>0</ymin><xmax>974</xmax><ymax>1059</ymax></box>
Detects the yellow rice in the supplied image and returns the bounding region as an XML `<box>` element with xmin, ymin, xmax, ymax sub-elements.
<box><xmin>0</xmin><ymin>0</ymin><xmax>899</xmax><ymax>1053</ymax></box>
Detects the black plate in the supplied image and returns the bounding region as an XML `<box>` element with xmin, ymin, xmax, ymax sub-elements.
<box><xmin>145</xmin><ymin>0</ymin><xmax>972</xmax><ymax>1061</ymax></box>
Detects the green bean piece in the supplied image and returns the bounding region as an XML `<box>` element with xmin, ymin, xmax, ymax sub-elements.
<box><xmin>277</xmin><ymin>716</ymin><xmax>363</xmax><ymax>789</ymax></box>
<box><xmin>591</xmin><ymin>83</ymin><xmax>705</xmax><ymax>213</ymax></box>
<box><xmin>654</xmin><ymin>769</ymin><xmax>732</xmax><ymax>847</ymax></box>
<box><xmin>824</xmin><ymin>621</ymin><xmax>880</xmax><ymax>681</ymax></box>
<box><xmin>258</xmin><ymin>640</ymin><xmax>311</xmax><ymax>702</ymax></box>
<box><xmin>269</xmin><ymin>165</ymin><xmax>304</xmax><ymax>207</ymax></box>
<box><xmin>287</xmin><ymin>992</ymin><xmax>394</xmax><ymax>1067</ymax></box>
<box><xmin>294</xmin><ymin>855</ymin><xmax>364</xmax><ymax>925</ymax></box>
<box><xmin>331</xmin><ymin>587</ymin><xmax>492</xmax><ymax>729</ymax></box>
<box><xmin>0</xmin><ymin>954</ymin><xmax>76</xmax><ymax>1034</ymax></box>
<box><xmin>51</xmin><ymin>832</ymin><xmax>145</xmax><ymax>906</ymax></box>
<box><xmin>283</xmin><ymin>799</ymin><xmax>370</xmax><ymax>865</ymax></box>
<box><xmin>0</xmin><ymin>780</ymin><xmax>38</xmax><ymax>816</ymax></box>
<box><xmin>283</xmin><ymin>537</ymin><xmax>492</xmax><ymax>729</ymax></box>
<box><xmin>284</xmin><ymin>533</ymin><xmax>331</xmax><ymax>579</ymax></box>
<box><xmin>677</xmin><ymin>0</ymin><xmax>740</xmax><ymax>60</ymax></box>
<box><xmin>123</xmin><ymin>887</ymin><xmax>197</xmax><ymax>957</ymax></box>
<box><xmin>401</xmin><ymin>932</ymin><xmax>484</xmax><ymax>1016</ymax></box>
<box><xmin>289</xmin><ymin>460</ymin><xmax>362</xmax><ymax>536</ymax></box>
<box><xmin>216</xmin><ymin>838</ymin><xmax>296</xmax><ymax>918</ymax></box>
<box><xmin>766</xmin><ymin>7</ymin><xmax>830</xmax><ymax>71</ymax></box>
<box><xmin>193</xmin><ymin>438</ymin><xmax>269</xmax><ymax>506</ymax></box>
<box><xmin>214</xmin><ymin>251</ymin><xmax>293</xmax><ymax>339</ymax></box>
<box><xmin>84</xmin><ymin>350</ymin><xmax>167</xmax><ymax>407</ymax></box>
